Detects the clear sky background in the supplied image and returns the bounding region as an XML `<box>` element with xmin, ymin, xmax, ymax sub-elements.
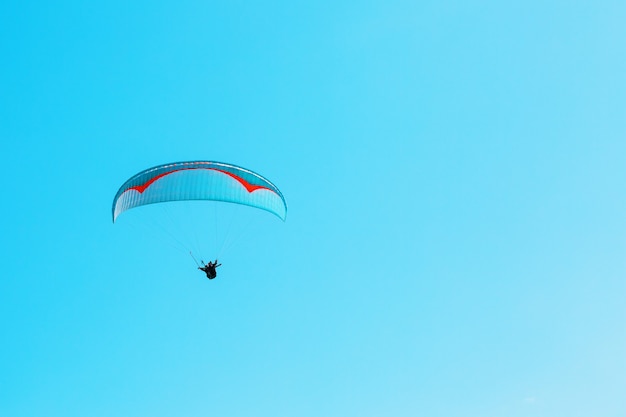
<box><xmin>1</xmin><ymin>0</ymin><xmax>625</xmax><ymax>416</ymax></box>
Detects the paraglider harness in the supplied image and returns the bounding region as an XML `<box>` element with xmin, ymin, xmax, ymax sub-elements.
<box><xmin>199</xmin><ymin>260</ymin><xmax>221</xmax><ymax>279</ymax></box>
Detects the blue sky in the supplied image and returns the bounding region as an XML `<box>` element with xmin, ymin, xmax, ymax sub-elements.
<box><xmin>1</xmin><ymin>0</ymin><xmax>625</xmax><ymax>416</ymax></box>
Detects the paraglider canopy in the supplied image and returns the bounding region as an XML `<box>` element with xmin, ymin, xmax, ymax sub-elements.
<box><xmin>112</xmin><ymin>161</ymin><xmax>287</xmax><ymax>222</ymax></box>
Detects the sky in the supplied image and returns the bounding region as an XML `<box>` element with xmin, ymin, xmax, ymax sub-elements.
<box><xmin>1</xmin><ymin>0</ymin><xmax>625</xmax><ymax>416</ymax></box>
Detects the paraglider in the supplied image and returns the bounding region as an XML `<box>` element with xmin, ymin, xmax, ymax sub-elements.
<box><xmin>198</xmin><ymin>260</ymin><xmax>221</xmax><ymax>279</ymax></box>
<box><xmin>112</xmin><ymin>161</ymin><xmax>286</xmax><ymax>279</ymax></box>
<box><xmin>112</xmin><ymin>161</ymin><xmax>287</xmax><ymax>222</ymax></box>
